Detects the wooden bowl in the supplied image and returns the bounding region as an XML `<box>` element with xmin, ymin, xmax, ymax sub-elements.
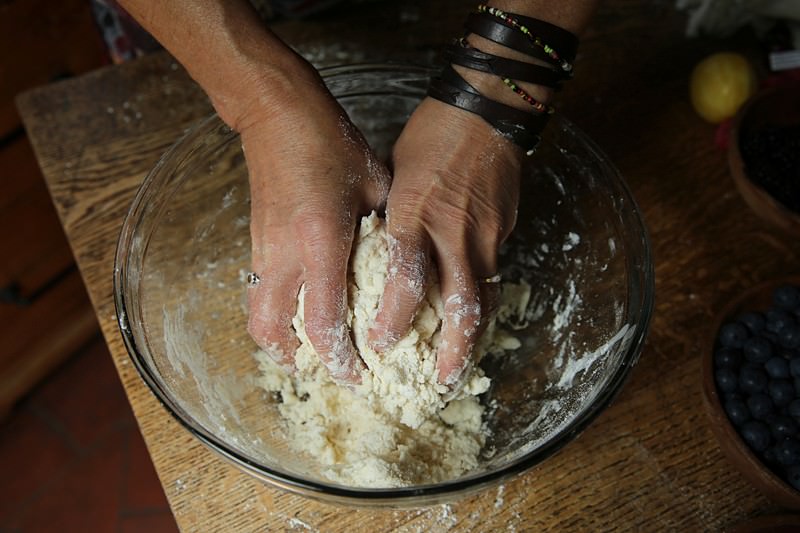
<box><xmin>728</xmin><ymin>83</ymin><xmax>800</xmax><ymax>235</ymax></box>
<box><xmin>702</xmin><ymin>276</ymin><xmax>800</xmax><ymax>509</ymax></box>
<box><xmin>727</xmin><ymin>513</ymin><xmax>800</xmax><ymax>533</ymax></box>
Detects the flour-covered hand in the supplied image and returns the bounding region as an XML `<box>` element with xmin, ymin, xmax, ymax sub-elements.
<box><xmin>241</xmin><ymin>65</ymin><xmax>390</xmax><ymax>384</ymax></box>
<box><xmin>368</xmin><ymin>97</ymin><xmax>522</xmax><ymax>387</ymax></box>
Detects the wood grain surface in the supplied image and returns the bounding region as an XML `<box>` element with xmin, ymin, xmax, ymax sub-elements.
<box><xmin>16</xmin><ymin>0</ymin><xmax>800</xmax><ymax>531</ymax></box>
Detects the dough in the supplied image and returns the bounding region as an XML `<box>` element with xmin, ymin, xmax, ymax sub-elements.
<box><xmin>255</xmin><ymin>212</ymin><xmax>523</xmax><ymax>488</ymax></box>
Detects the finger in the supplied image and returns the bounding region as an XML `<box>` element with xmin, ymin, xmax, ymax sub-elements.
<box><xmin>477</xmin><ymin>279</ymin><xmax>501</xmax><ymax>337</ymax></box>
<box><xmin>247</xmin><ymin>263</ymin><xmax>302</xmax><ymax>372</ymax></box>
<box><xmin>368</xmin><ymin>219</ymin><xmax>430</xmax><ymax>353</ymax></box>
<box><xmin>435</xmin><ymin>256</ymin><xmax>482</xmax><ymax>388</ymax></box>
<box><xmin>302</xmin><ymin>235</ymin><xmax>364</xmax><ymax>384</ymax></box>
<box><xmin>362</xmin><ymin>152</ymin><xmax>393</xmax><ymax>211</ymax></box>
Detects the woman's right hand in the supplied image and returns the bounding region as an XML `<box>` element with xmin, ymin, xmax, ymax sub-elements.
<box><xmin>236</xmin><ymin>63</ymin><xmax>391</xmax><ymax>384</ymax></box>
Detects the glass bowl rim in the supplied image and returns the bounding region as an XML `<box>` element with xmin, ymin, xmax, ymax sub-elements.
<box><xmin>112</xmin><ymin>62</ymin><xmax>655</xmax><ymax>504</ymax></box>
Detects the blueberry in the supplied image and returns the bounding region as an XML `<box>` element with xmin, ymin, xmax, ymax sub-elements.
<box><xmin>743</xmin><ymin>336</ymin><xmax>773</xmax><ymax>363</ymax></box>
<box><xmin>766</xmin><ymin>356</ymin><xmax>791</xmax><ymax>379</ymax></box>
<box><xmin>718</xmin><ymin>322</ymin><xmax>750</xmax><ymax>348</ymax></box>
<box><xmin>739</xmin><ymin>364</ymin><xmax>768</xmax><ymax>394</ymax></box>
<box><xmin>774</xmin><ymin>285</ymin><xmax>800</xmax><ymax>311</ymax></box>
<box><xmin>791</xmin><ymin>357</ymin><xmax>800</xmax><ymax>378</ymax></box>
<box><xmin>739</xmin><ymin>311</ymin><xmax>767</xmax><ymax>334</ymax></box>
<box><xmin>786</xmin><ymin>465</ymin><xmax>800</xmax><ymax>490</ymax></box>
<box><xmin>795</xmin><ymin>376</ymin><xmax>800</xmax><ymax>396</ymax></box>
<box><xmin>770</xmin><ymin>414</ymin><xmax>800</xmax><ymax>439</ymax></box>
<box><xmin>724</xmin><ymin>398</ymin><xmax>750</xmax><ymax>426</ymax></box>
<box><xmin>724</xmin><ymin>391</ymin><xmax>744</xmax><ymax>403</ymax></box>
<box><xmin>776</xmin><ymin>438</ymin><xmax>800</xmax><ymax>466</ymax></box>
<box><xmin>789</xmin><ymin>399</ymin><xmax>800</xmax><ymax>420</ymax></box>
<box><xmin>770</xmin><ymin>379</ymin><xmax>796</xmax><ymax>407</ymax></box>
<box><xmin>715</xmin><ymin>367</ymin><xmax>739</xmax><ymax>393</ymax></box>
<box><xmin>779</xmin><ymin>324</ymin><xmax>800</xmax><ymax>350</ymax></box>
<box><xmin>764</xmin><ymin>445</ymin><xmax>779</xmax><ymax>465</ymax></box>
<box><xmin>714</xmin><ymin>348</ymin><xmax>742</xmax><ymax>368</ymax></box>
<box><xmin>767</xmin><ymin>309</ymin><xmax>793</xmax><ymax>333</ymax></box>
<box><xmin>741</xmin><ymin>420</ymin><xmax>772</xmax><ymax>452</ymax></box>
<box><xmin>748</xmin><ymin>393</ymin><xmax>775</xmax><ymax>420</ymax></box>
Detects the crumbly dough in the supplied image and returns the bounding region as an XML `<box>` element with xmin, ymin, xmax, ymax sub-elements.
<box><xmin>255</xmin><ymin>212</ymin><xmax>524</xmax><ymax>488</ymax></box>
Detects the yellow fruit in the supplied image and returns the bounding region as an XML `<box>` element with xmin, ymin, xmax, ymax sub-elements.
<box><xmin>690</xmin><ymin>52</ymin><xmax>757</xmax><ymax>123</ymax></box>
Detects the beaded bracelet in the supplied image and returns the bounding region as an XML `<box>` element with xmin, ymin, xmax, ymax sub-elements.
<box><xmin>501</xmin><ymin>77</ymin><xmax>554</xmax><ymax>114</ymax></box>
<box><xmin>465</xmin><ymin>13</ymin><xmax>566</xmax><ymax>71</ymax></box>
<box><xmin>476</xmin><ymin>5</ymin><xmax>576</xmax><ymax>73</ymax></box>
<box><xmin>429</xmin><ymin>5</ymin><xmax>578</xmax><ymax>155</ymax></box>
<box><xmin>445</xmin><ymin>40</ymin><xmax>556</xmax><ymax>113</ymax></box>
<box><xmin>428</xmin><ymin>66</ymin><xmax>549</xmax><ymax>155</ymax></box>
<box><xmin>444</xmin><ymin>39</ymin><xmax>566</xmax><ymax>89</ymax></box>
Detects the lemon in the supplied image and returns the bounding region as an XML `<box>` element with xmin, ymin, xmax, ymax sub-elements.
<box><xmin>690</xmin><ymin>52</ymin><xmax>757</xmax><ymax>123</ymax></box>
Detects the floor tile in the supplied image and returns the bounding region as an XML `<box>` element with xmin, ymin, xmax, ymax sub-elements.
<box><xmin>122</xmin><ymin>426</ymin><xmax>171</xmax><ymax>512</ymax></box>
<box><xmin>118</xmin><ymin>511</ymin><xmax>179</xmax><ymax>533</ymax></box>
<box><xmin>30</xmin><ymin>337</ymin><xmax>133</xmax><ymax>451</ymax></box>
<box><xmin>0</xmin><ymin>409</ymin><xmax>74</xmax><ymax>524</ymax></box>
<box><xmin>5</xmin><ymin>428</ymin><xmax>126</xmax><ymax>532</ymax></box>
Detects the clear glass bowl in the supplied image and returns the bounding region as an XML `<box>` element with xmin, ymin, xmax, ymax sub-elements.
<box><xmin>113</xmin><ymin>64</ymin><xmax>654</xmax><ymax>506</ymax></box>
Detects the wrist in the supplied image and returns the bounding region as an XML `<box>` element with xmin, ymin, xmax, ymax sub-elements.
<box><xmin>209</xmin><ymin>50</ymin><xmax>324</xmax><ymax>133</ymax></box>
<box><xmin>455</xmin><ymin>34</ymin><xmax>554</xmax><ymax>112</ymax></box>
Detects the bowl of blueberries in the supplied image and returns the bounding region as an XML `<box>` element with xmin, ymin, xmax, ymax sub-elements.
<box><xmin>704</xmin><ymin>278</ymin><xmax>800</xmax><ymax>508</ymax></box>
<box><xmin>728</xmin><ymin>83</ymin><xmax>800</xmax><ymax>236</ymax></box>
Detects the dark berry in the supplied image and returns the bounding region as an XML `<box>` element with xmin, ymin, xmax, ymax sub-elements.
<box><xmin>774</xmin><ymin>285</ymin><xmax>800</xmax><ymax>311</ymax></box>
<box><xmin>776</xmin><ymin>438</ymin><xmax>800</xmax><ymax>466</ymax></box>
<box><xmin>739</xmin><ymin>364</ymin><xmax>768</xmax><ymax>394</ymax></box>
<box><xmin>724</xmin><ymin>391</ymin><xmax>744</xmax><ymax>403</ymax></box>
<box><xmin>786</xmin><ymin>465</ymin><xmax>800</xmax><ymax>490</ymax></box>
<box><xmin>791</xmin><ymin>357</ymin><xmax>800</xmax><ymax>378</ymax></box>
<box><xmin>741</xmin><ymin>420</ymin><xmax>772</xmax><ymax>452</ymax></box>
<box><xmin>764</xmin><ymin>445</ymin><xmax>779</xmax><ymax>465</ymax></box>
<box><xmin>770</xmin><ymin>379</ymin><xmax>796</xmax><ymax>407</ymax></box>
<box><xmin>715</xmin><ymin>367</ymin><xmax>738</xmax><ymax>393</ymax></box>
<box><xmin>748</xmin><ymin>393</ymin><xmax>775</xmax><ymax>420</ymax></box>
<box><xmin>724</xmin><ymin>398</ymin><xmax>750</xmax><ymax>426</ymax></box>
<box><xmin>714</xmin><ymin>348</ymin><xmax>742</xmax><ymax>368</ymax></box>
<box><xmin>789</xmin><ymin>399</ymin><xmax>800</xmax><ymax>420</ymax></box>
<box><xmin>719</xmin><ymin>322</ymin><xmax>750</xmax><ymax>348</ymax></box>
<box><xmin>767</xmin><ymin>309</ymin><xmax>793</xmax><ymax>333</ymax></box>
<box><xmin>743</xmin><ymin>336</ymin><xmax>773</xmax><ymax>363</ymax></box>
<box><xmin>739</xmin><ymin>311</ymin><xmax>767</xmax><ymax>334</ymax></box>
<box><xmin>779</xmin><ymin>324</ymin><xmax>800</xmax><ymax>350</ymax></box>
<box><xmin>766</xmin><ymin>356</ymin><xmax>791</xmax><ymax>379</ymax></box>
<box><xmin>770</xmin><ymin>414</ymin><xmax>799</xmax><ymax>439</ymax></box>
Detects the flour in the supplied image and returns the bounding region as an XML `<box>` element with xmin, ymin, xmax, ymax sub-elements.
<box><xmin>254</xmin><ymin>212</ymin><xmax>524</xmax><ymax>487</ymax></box>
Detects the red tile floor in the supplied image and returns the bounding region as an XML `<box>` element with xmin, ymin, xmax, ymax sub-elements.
<box><xmin>0</xmin><ymin>336</ymin><xmax>179</xmax><ymax>532</ymax></box>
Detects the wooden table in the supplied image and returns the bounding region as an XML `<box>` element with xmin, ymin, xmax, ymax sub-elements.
<box><xmin>17</xmin><ymin>1</ymin><xmax>800</xmax><ymax>530</ymax></box>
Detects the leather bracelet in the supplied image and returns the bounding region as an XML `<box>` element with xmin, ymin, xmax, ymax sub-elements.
<box><xmin>428</xmin><ymin>66</ymin><xmax>548</xmax><ymax>155</ymax></box>
<box><xmin>465</xmin><ymin>13</ymin><xmax>562</xmax><ymax>68</ymax></box>
<box><xmin>443</xmin><ymin>40</ymin><xmax>567</xmax><ymax>88</ymax></box>
<box><xmin>477</xmin><ymin>5</ymin><xmax>578</xmax><ymax>63</ymax></box>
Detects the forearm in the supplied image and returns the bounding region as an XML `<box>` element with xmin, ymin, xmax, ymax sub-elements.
<box><xmin>117</xmin><ymin>0</ymin><xmax>318</xmax><ymax>129</ymax></box>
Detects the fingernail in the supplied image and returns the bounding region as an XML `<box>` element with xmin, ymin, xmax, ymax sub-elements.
<box><xmin>368</xmin><ymin>327</ymin><xmax>401</xmax><ymax>354</ymax></box>
<box><xmin>325</xmin><ymin>345</ymin><xmax>365</xmax><ymax>385</ymax></box>
<box><xmin>264</xmin><ymin>344</ymin><xmax>295</xmax><ymax>374</ymax></box>
<box><xmin>440</xmin><ymin>358</ymin><xmax>474</xmax><ymax>401</ymax></box>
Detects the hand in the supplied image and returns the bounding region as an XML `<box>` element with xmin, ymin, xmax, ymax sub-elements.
<box><xmin>242</xmin><ymin>65</ymin><xmax>390</xmax><ymax>384</ymax></box>
<box><xmin>368</xmin><ymin>97</ymin><xmax>522</xmax><ymax>388</ymax></box>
